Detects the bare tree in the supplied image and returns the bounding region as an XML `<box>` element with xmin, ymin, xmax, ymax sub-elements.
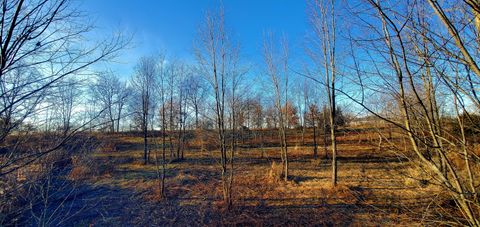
<box><xmin>309</xmin><ymin>0</ymin><xmax>339</xmax><ymax>186</ymax></box>
<box><xmin>54</xmin><ymin>78</ymin><xmax>81</xmax><ymax>135</ymax></box>
<box><xmin>131</xmin><ymin>56</ymin><xmax>157</xmax><ymax>165</ymax></box>
<box><xmin>185</xmin><ymin>73</ymin><xmax>208</xmax><ymax>130</ymax></box>
<box><xmin>227</xmin><ymin>43</ymin><xmax>244</xmax><ymax>190</ymax></box>
<box><xmin>176</xmin><ymin>63</ymin><xmax>190</xmax><ymax>160</ymax></box>
<box><xmin>263</xmin><ymin>33</ymin><xmax>290</xmax><ymax>182</ymax></box>
<box><xmin>251</xmin><ymin>97</ymin><xmax>266</xmax><ymax>157</ymax></box>
<box><xmin>92</xmin><ymin>71</ymin><xmax>129</xmax><ymax>132</ymax></box>
<box><xmin>195</xmin><ymin>7</ymin><xmax>237</xmax><ymax>208</ymax></box>
<box><xmin>155</xmin><ymin>54</ymin><xmax>167</xmax><ymax>199</ymax></box>
<box><xmin>0</xmin><ymin>0</ymin><xmax>126</xmax><ymax>176</ymax></box>
<box><xmin>166</xmin><ymin>61</ymin><xmax>176</xmax><ymax>159</ymax></box>
<box><xmin>115</xmin><ymin>82</ymin><xmax>130</xmax><ymax>132</ymax></box>
<box><xmin>307</xmin><ymin>103</ymin><xmax>320</xmax><ymax>159</ymax></box>
<box><xmin>298</xmin><ymin>79</ymin><xmax>311</xmax><ymax>146</ymax></box>
<box><xmin>339</xmin><ymin>0</ymin><xmax>480</xmax><ymax>224</ymax></box>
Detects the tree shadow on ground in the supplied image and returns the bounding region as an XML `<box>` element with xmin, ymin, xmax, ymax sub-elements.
<box><xmin>18</xmin><ymin>178</ymin><xmax>150</xmax><ymax>226</ymax></box>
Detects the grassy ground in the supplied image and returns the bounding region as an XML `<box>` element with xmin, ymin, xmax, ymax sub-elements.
<box><xmin>64</xmin><ymin>127</ymin><xmax>449</xmax><ymax>225</ymax></box>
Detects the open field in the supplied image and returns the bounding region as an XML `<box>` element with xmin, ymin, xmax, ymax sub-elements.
<box><xmin>36</xmin><ymin>127</ymin><xmax>448</xmax><ymax>226</ymax></box>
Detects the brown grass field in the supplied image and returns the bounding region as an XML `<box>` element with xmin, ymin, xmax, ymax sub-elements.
<box><xmin>56</xmin><ymin>126</ymin><xmax>456</xmax><ymax>226</ymax></box>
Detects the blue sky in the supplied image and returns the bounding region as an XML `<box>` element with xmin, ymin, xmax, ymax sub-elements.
<box><xmin>81</xmin><ymin>0</ymin><xmax>309</xmax><ymax>79</ymax></box>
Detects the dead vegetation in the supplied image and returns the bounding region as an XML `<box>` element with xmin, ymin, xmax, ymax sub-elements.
<box><xmin>36</xmin><ymin>126</ymin><xmax>459</xmax><ymax>226</ymax></box>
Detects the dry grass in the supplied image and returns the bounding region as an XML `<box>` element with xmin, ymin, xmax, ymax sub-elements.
<box><xmin>68</xmin><ymin>128</ymin><xmax>459</xmax><ymax>225</ymax></box>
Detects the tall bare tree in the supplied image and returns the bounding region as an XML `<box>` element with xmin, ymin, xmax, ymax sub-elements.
<box><xmin>309</xmin><ymin>0</ymin><xmax>339</xmax><ymax>186</ymax></box>
<box><xmin>131</xmin><ymin>57</ymin><xmax>157</xmax><ymax>165</ymax></box>
<box><xmin>155</xmin><ymin>54</ymin><xmax>167</xmax><ymax>199</ymax></box>
<box><xmin>195</xmin><ymin>7</ymin><xmax>238</xmax><ymax>208</ymax></box>
<box><xmin>263</xmin><ymin>33</ymin><xmax>290</xmax><ymax>181</ymax></box>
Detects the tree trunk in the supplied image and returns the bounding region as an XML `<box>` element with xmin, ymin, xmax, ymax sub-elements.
<box><xmin>143</xmin><ymin>117</ymin><xmax>148</xmax><ymax>165</ymax></box>
<box><xmin>329</xmin><ymin>110</ymin><xmax>337</xmax><ymax>186</ymax></box>
<box><xmin>323</xmin><ymin>107</ymin><xmax>328</xmax><ymax>159</ymax></box>
<box><xmin>313</xmin><ymin>118</ymin><xmax>318</xmax><ymax>160</ymax></box>
<box><xmin>194</xmin><ymin>102</ymin><xmax>199</xmax><ymax>129</ymax></box>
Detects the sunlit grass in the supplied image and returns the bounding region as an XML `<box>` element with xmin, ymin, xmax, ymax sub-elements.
<box><xmin>75</xmin><ymin>130</ymin><xmax>447</xmax><ymax>225</ymax></box>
